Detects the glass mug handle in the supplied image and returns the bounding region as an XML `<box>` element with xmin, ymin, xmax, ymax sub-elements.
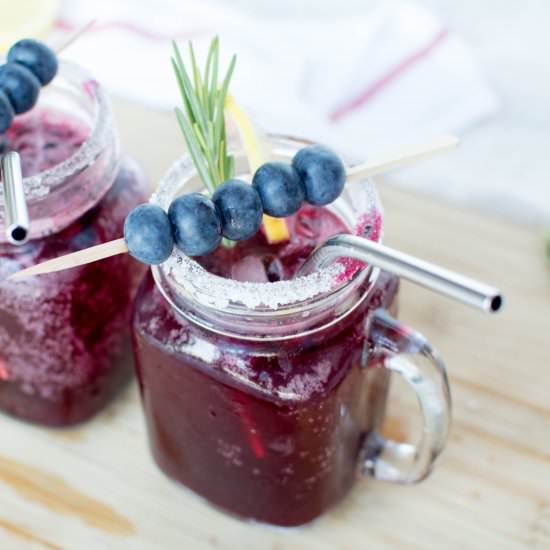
<box><xmin>361</xmin><ymin>309</ymin><xmax>452</xmax><ymax>483</ymax></box>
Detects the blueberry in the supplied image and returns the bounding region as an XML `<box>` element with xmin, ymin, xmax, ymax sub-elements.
<box><xmin>168</xmin><ymin>193</ymin><xmax>222</xmax><ymax>256</ymax></box>
<box><xmin>212</xmin><ymin>179</ymin><xmax>263</xmax><ymax>241</ymax></box>
<box><xmin>0</xmin><ymin>64</ymin><xmax>41</xmax><ymax>115</ymax></box>
<box><xmin>124</xmin><ymin>204</ymin><xmax>174</xmax><ymax>265</ymax></box>
<box><xmin>292</xmin><ymin>145</ymin><xmax>346</xmax><ymax>206</ymax></box>
<box><xmin>252</xmin><ymin>162</ymin><xmax>304</xmax><ymax>217</ymax></box>
<box><xmin>8</xmin><ymin>39</ymin><xmax>58</xmax><ymax>85</ymax></box>
<box><xmin>0</xmin><ymin>90</ymin><xmax>14</xmax><ymax>133</ymax></box>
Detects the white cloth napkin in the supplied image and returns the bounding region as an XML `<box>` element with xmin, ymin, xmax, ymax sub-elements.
<box><xmin>55</xmin><ymin>0</ymin><xmax>498</xmax><ymax>168</ymax></box>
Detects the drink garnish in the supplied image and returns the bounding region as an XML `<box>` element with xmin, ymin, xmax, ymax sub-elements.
<box><xmin>0</xmin><ymin>39</ymin><xmax>58</xmax><ymax>132</ymax></box>
<box><xmin>172</xmin><ymin>38</ymin><xmax>236</xmax><ymax>195</ymax></box>
<box><xmin>170</xmin><ymin>39</ymin><xmax>265</xmax><ymax>250</ymax></box>
<box><xmin>0</xmin><ymin>21</ymin><xmax>96</xmax><ymax>134</ymax></box>
<box><xmin>122</xmin><ymin>37</ymin><xmax>351</xmax><ymax>260</ymax></box>
<box><xmin>21</xmin><ymin>36</ymin><xmax>458</xmax><ymax>266</ymax></box>
<box><xmin>124</xmin><ymin>204</ymin><xmax>173</xmax><ymax>265</ymax></box>
<box><xmin>6</xmin><ymin>128</ymin><xmax>461</xmax><ymax>279</ymax></box>
<box><xmin>171</xmin><ymin>39</ymin><xmax>290</xmax><ymax>247</ymax></box>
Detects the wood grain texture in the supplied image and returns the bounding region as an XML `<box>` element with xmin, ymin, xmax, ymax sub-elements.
<box><xmin>0</xmin><ymin>100</ymin><xmax>548</xmax><ymax>550</ymax></box>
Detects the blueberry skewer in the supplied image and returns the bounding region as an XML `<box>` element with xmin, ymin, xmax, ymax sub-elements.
<box><xmin>0</xmin><ymin>21</ymin><xmax>96</xmax><ymax>133</ymax></box>
<box><xmin>7</xmin><ymin>135</ymin><xmax>459</xmax><ymax>279</ymax></box>
<box><xmin>0</xmin><ymin>40</ymin><xmax>57</xmax><ymax>132</ymax></box>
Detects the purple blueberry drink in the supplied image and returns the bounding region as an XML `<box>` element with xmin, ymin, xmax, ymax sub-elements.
<box><xmin>131</xmin><ymin>138</ymin><xmax>451</xmax><ymax>526</ymax></box>
<box><xmin>0</xmin><ymin>62</ymin><xmax>149</xmax><ymax>426</ymax></box>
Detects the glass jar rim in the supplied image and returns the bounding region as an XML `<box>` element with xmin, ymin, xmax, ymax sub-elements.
<box><xmin>149</xmin><ymin>135</ymin><xmax>383</xmax><ymax>333</ymax></box>
<box><xmin>0</xmin><ymin>59</ymin><xmax>111</xmax><ymax>205</ymax></box>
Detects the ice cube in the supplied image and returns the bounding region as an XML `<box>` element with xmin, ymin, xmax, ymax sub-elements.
<box><xmin>231</xmin><ymin>255</ymin><xmax>269</xmax><ymax>283</ymax></box>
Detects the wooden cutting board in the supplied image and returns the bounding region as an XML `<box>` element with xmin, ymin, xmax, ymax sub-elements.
<box><xmin>1</xmin><ymin>101</ymin><xmax>549</xmax><ymax>550</ymax></box>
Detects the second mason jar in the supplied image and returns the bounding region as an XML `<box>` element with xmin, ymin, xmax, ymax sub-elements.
<box><xmin>0</xmin><ymin>61</ymin><xmax>148</xmax><ymax>426</ymax></box>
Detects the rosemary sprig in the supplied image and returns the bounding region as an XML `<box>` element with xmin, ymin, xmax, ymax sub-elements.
<box><xmin>172</xmin><ymin>37</ymin><xmax>236</xmax><ymax>195</ymax></box>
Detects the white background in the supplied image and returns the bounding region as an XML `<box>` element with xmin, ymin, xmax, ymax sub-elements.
<box><xmin>209</xmin><ymin>0</ymin><xmax>550</xmax><ymax>226</ymax></box>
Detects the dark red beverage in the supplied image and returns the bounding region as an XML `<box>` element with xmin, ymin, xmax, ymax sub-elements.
<box><xmin>0</xmin><ymin>95</ymin><xmax>148</xmax><ymax>425</ymax></box>
<box><xmin>132</xmin><ymin>203</ymin><xmax>398</xmax><ymax>526</ymax></box>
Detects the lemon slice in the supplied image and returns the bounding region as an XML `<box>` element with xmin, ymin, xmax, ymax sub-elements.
<box><xmin>225</xmin><ymin>93</ymin><xmax>290</xmax><ymax>244</ymax></box>
<box><xmin>0</xmin><ymin>0</ymin><xmax>59</xmax><ymax>53</ymax></box>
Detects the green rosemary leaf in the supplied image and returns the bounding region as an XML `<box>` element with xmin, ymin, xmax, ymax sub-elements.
<box><xmin>218</xmin><ymin>139</ymin><xmax>226</xmax><ymax>180</ymax></box>
<box><xmin>172</xmin><ymin>42</ymin><xmax>207</xmax><ymax>132</ymax></box>
<box><xmin>207</xmin><ymin>119</ymin><xmax>215</xmax><ymax>144</ymax></box>
<box><xmin>175</xmin><ymin>108</ymin><xmax>215</xmax><ymax>193</ymax></box>
<box><xmin>177</xmin><ymin>116</ymin><xmax>212</xmax><ymax>192</ymax></box>
<box><xmin>172</xmin><ymin>38</ymin><xmax>236</xmax><ymax>193</ymax></box>
<box><xmin>192</xmin><ymin>121</ymin><xmax>207</xmax><ymax>150</ymax></box>
<box><xmin>188</xmin><ymin>42</ymin><xmax>204</xmax><ymax>108</ymax></box>
<box><xmin>209</xmin><ymin>37</ymin><xmax>220</xmax><ymax>115</ymax></box>
<box><xmin>220</xmin><ymin>54</ymin><xmax>237</xmax><ymax>102</ymax></box>
<box><xmin>213</xmin><ymin>99</ymin><xmax>225</xmax><ymax>158</ymax></box>
<box><xmin>203</xmin><ymin>38</ymin><xmax>217</xmax><ymax>117</ymax></box>
<box><xmin>214</xmin><ymin>54</ymin><xmax>236</xmax><ymax>148</ymax></box>
<box><xmin>193</xmin><ymin>122</ymin><xmax>219</xmax><ymax>187</ymax></box>
<box><xmin>171</xmin><ymin>58</ymin><xmax>192</xmax><ymax>121</ymax></box>
<box><xmin>201</xmin><ymin>83</ymin><xmax>209</xmax><ymax>119</ymax></box>
<box><xmin>225</xmin><ymin>154</ymin><xmax>234</xmax><ymax>182</ymax></box>
<box><xmin>206</xmin><ymin>120</ymin><xmax>217</xmax><ymax>178</ymax></box>
<box><xmin>215</xmin><ymin>95</ymin><xmax>226</xmax><ymax>154</ymax></box>
<box><xmin>171</xmin><ymin>45</ymin><xmax>193</xmax><ymax>118</ymax></box>
<box><xmin>172</xmin><ymin>58</ymin><xmax>196</xmax><ymax>127</ymax></box>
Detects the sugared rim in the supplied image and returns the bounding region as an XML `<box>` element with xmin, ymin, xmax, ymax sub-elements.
<box><xmin>150</xmin><ymin>136</ymin><xmax>383</xmax><ymax>313</ymax></box>
<box><xmin>0</xmin><ymin>59</ymin><xmax>111</xmax><ymax>204</ymax></box>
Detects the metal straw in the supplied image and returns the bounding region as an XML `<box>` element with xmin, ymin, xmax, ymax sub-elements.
<box><xmin>1</xmin><ymin>152</ymin><xmax>29</xmax><ymax>245</ymax></box>
<box><xmin>297</xmin><ymin>234</ymin><xmax>503</xmax><ymax>313</ymax></box>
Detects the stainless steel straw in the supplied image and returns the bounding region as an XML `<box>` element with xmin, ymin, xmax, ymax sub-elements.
<box><xmin>297</xmin><ymin>234</ymin><xmax>503</xmax><ymax>313</ymax></box>
<box><xmin>1</xmin><ymin>152</ymin><xmax>29</xmax><ymax>245</ymax></box>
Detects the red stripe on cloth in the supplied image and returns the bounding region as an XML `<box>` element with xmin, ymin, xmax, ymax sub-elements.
<box><xmin>330</xmin><ymin>29</ymin><xmax>449</xmax><ymax>123</ymax></box>
<box><xmin>55</xmin><ymin>18</ymin><xmax>206</xmax><ymax>43</ymax></box>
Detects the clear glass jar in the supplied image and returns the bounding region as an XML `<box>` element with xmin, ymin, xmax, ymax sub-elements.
<box><xmin>0</xmin><ymin>61</ymin><xmax>149</xmax><ymax>426</ymax></box>
<box><xmin>132</xmin><ymin>137</ymin><xmax>451</xmax><ymax>526</ymax></box>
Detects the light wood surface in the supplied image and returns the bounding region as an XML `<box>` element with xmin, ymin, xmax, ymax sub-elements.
<box><xmin>1</xmin><ymin>100</ymin><xmax>549</xmax><ymax>550</ymax></box>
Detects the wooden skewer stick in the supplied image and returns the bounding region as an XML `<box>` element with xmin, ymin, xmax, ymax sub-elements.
<box><xmin>50</xmin><ymin>19</ymin><xmax>97</xmax><ymax>54</ymax></box>
<box><xmin>345</xmin><ymin>134</ymin><xmax>459</xmax><ymax>180</ymax></box>
<box><xmin>346</xmin><ymin>135</ymin><xmax>460</xmax><ymax>180</ymax></box>
<box><xmin>8</xmin><ymin>238</ymin><xmax>128</xmax><ymax>281</ymax></box>
<box><xmin>272</xmin><ymin>135</ymin><xmax>459</xmax><ymax>178</ymax></box>
<box><xmin>6</xmin><ymin>135</ymin><xmax>459</xmax><ymax>281</ymax></box>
